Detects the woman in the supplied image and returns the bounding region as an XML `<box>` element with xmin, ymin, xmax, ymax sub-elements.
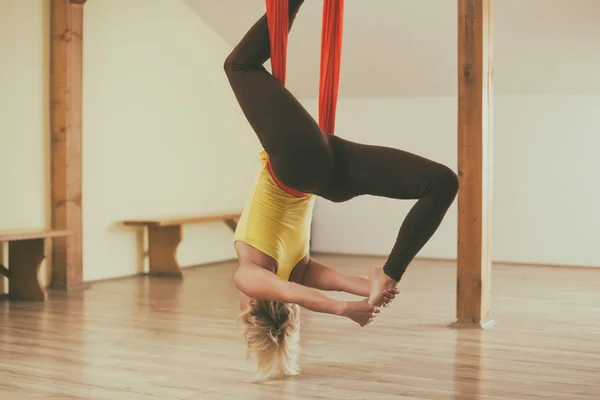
<box><xmin>225</xmin><ymin>0</ymin><xmax>459</xmax><ymax>380</ymax></box>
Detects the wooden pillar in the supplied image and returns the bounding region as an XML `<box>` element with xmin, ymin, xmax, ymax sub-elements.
<box><xmin>452</xmin><ymin>0</ymin><xmax>494</xmax><ymax>329</ymax></box>
<box><xmin>50</xmin><ymin>0</ymin><xmax>87</xmax><ymax>289</ymax></box>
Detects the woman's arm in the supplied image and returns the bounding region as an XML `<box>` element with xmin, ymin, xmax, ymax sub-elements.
<box><xmin>234</xmin><ymin>262</ymin><xmax>382</xmax><ymax>326</ymax></box>
<box><xmin>301</xmin><ymin>257</ymin><xmax>370</xmax><ymax>297</ymax></box>
<box><xmin>234</xmin><ymin>262</ymin><xmax>345</xmax><ymax>316</ymax></box>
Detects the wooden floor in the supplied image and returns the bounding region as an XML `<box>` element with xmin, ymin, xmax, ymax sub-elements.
<box><xmin>1</xmin><ymin>255</ymin><xmax>599</xmax><ymax>400</ymax></box>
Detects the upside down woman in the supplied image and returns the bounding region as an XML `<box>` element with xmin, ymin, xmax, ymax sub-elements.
<box><xmin>224</xmin><ymin>0</ymin><xmax>459</xmax><ymax>381</ymax></box>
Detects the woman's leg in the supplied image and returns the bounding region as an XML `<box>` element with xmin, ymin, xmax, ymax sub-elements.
<box><xmin>320</xmin><ymin>136</ymin><xmax>459</xmax><ymax>304</ymax></box>
<box><xmin>299</xmin><ymin>257</ymin><xmax>399</xmax><ymax>304</ymax></box>
<box><xmin>224</xmin><ymin>0</ymin><xmax>333</xmax><ymax>192</ymax></box>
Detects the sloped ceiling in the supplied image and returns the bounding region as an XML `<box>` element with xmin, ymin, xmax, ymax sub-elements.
<box><xmin>184</xmin><ymin>0</ymin><xmax>600</xmax><ymax>98</ymax></box>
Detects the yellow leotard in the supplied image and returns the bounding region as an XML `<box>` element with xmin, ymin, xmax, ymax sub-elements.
<box><xmin>234</xmin><ymin>151</ymin><xmax>315</xmax><ymax>281</ymax></box>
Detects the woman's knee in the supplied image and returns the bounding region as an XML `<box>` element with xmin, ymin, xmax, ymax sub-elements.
<box><xmin>223</xmin><ymin>52</ymin><xmax>239</xmax><ymax>77</ymax></box>
<box><xmin>223</xmin><ymin>50</ymin><xmax>251</xmax><ymax>77</ymax></box>
<box><xmin>431</xmin><ymin>164</ymin><xmax>459</xmax><ymax>200</ymax></box>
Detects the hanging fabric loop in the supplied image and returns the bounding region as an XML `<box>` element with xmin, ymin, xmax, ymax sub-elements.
<box><xmin>319</xmin><ymin>0</ymin><xmax>344</xmax><ymax>135</ymax></box>
<box><xmin>266</xmin><ymin>0</ymin><xmax>289</xmax><ymax>84</ymax></box>
<box><xmin>264</xmin><ymin>0</ymin><xmax>344</xmax><ymax>197</ymax></box>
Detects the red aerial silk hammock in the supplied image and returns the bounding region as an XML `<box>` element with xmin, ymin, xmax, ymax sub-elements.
<box><xmin>265</xmin><ymin>0</ymin><xmax>289</xmax><ymax>85</ymax></box>
<box><xmin>265</xmin><ymin>0</ymin><xmax>344</xmax><ymax>197</ymax></box>
<box><xmin>318</xmin><ymin>0</ymin><xmax>344</xmax><ymax>136</ymax></box>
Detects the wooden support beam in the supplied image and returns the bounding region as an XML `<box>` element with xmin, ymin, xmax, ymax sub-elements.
<box><xmin>452</xmin><ymin>0</ymin><xmax>495</xmax><ymax>329</ymax></box>
<box><xmin>50</xmin><ymin>0</ymin><xmax>87</xmax><ymax>290</ymax></box>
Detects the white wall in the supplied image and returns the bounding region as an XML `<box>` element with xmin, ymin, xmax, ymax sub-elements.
<box><xmin>184</xmin><ymin>0</ymin><xmax>600</xmax><ymax>99</ymax></box>
<box><xmin>0</xmin><ymin>0</ymin><xmax>51</xmax><ymax>294</ymax></box>
<box><xmin>308</xmin><ymin>94</ymin><xmax>600</xmax><ymax>268</ymax></box>
<box><xmin>82</xmin><ymin>0</ymin><xmax>259</xmax><ymax>281</ymax></box>
<box><xmin>0</xmin><ymin>0</ymin><xmax>262</xmax><ymax>290</ymax></box>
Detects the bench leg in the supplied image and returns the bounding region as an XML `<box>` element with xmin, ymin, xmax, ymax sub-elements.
<box><xmin>147</xmin><ymin>225</ymin><xmax>183</xmax><ymax>278</ymax></box>
<box><xmin>8</xmin><ymin>238</ymin><xmax>47</xmax><ymax>301</ymax></box>
<box><xmin>224</xmin><ymin>218</ymin><xmax>238</xmax><ymax>232</ymax></box>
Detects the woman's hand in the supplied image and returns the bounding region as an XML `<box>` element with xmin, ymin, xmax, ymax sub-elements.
<box><xmin>340</xmin><ymin>299</ymin><xmax>380</xmax><ymax>327</ymax></box>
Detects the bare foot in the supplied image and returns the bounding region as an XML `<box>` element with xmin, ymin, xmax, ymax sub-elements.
<box><xmin>368</xmin><ymin>267</ymin><xmax>399</xmax><ymax>307</ymax></box>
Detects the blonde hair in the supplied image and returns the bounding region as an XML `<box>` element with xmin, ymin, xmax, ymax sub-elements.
<box><xmin>239</xmin><ymin>299</ymin><xmax>301</xmax><ymax>382</ymax></box>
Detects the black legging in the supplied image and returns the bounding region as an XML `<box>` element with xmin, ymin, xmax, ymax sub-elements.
<box><xmin>224</xmin><ymin>0</ymin><xmax>459</xmax><ymax>282</ymax></box>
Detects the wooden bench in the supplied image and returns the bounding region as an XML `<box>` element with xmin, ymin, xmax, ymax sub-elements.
<box><xmin>0</xmin><ymin>229</ymin><xmax>72</xmax><ymax>301</ymax></box>
<box><xmin>123</xmin><ymin>212</ymin><xmax>241</xmax><ymax>278</ymax></box>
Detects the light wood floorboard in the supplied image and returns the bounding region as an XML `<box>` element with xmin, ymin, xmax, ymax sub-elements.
<box><xmin>1</xmin><ymin>255</ymin><xmax>599</xmax><ymax>399</ymax></box>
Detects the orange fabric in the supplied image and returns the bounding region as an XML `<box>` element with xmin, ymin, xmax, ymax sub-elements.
<box><xmin>265</xmin><ymin>0</ymin><xmax>289</xmax><ymax>85</ymax></box>
<box><xmin>265</xmin><ymin>0</ymin><xmax>343</xmax><ymax>196</ymax></box>
<box><xmin>319</xmin><ymin>0</ymin><xmax>344</xmax><ymax>135</ymax></box>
